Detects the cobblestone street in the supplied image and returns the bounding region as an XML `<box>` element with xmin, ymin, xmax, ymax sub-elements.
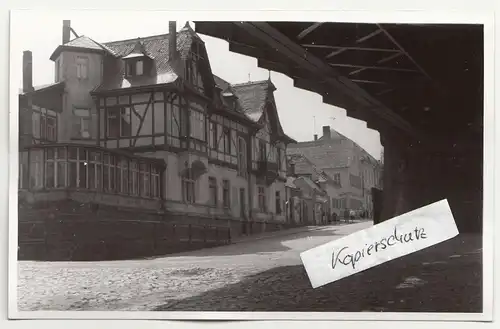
<box><xmin>17</xmin><ymin>220</ymin><xmax>482</xmax><ymax>312</ymax></box>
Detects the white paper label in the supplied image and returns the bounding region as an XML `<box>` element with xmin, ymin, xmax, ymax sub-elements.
<box><xmin>300</xmin><ymin>199</ymin><xmax>459</xmax><ymax>288</ymax></box>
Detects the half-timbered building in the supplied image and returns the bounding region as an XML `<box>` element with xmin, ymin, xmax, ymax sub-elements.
<box><xmin>18</xmin><ymin>20</ymin><xmax>297</xmax><ymax>260</ymax></box>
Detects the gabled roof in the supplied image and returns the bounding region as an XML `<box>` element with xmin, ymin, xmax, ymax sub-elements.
<box><xmin>295</xmin><ymin>176</ymin><xmax>323</xmax><ymax>193</ymax></box>
<box><xmin>213</xmin><ymin>74</ymin><xmax>231</xmax><ymax>92</ymax></box>
<box><xmin>287</xmin><ymin>146</ymin><xmax>350</xmax><ymax>170</ymax></box>
<box><xmin>50</xmin><ymin>36</ymin><xmax>115</xmax><ymax>60</ymax></box>
<box><xmin>288</xmin><ymin>153</ymin><xmax>331</xmax><ymax>183</ymax></box>
<box><xmin>211</xmin><ymin>74</ymin><xmax>259</xmax><ymax>126</ymax></box>
<box><xmin>19</xmin><ymin>81</ymin><xmax>65</xmax><ymax>96</ymax></box>
<box><xmin>318</xmin><ymin>128</ymin><xmax>348</xmax><ymax>141</ymax></box>
<box><xmin>227</xmin><ymin>79</ymin><xmax>295</xmax><ymax>143</ymax></box>
<box><xmin>230</xmin><ymin>79</ymin><xmax>274</xmax><ymax>122</ymax></box>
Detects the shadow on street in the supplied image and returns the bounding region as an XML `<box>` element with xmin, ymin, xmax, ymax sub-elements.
<box><xmin>155</xmin><ymin>226</ymin><xmax>346</xmax><ymax>258</ymax></box>
<box><xmin>154</xmin><ymin>234</ymin><xmax>482</xmax><ymax>312</ymax></box>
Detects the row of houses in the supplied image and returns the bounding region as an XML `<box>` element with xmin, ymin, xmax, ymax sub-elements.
<box><xmin>285</xmin><ymin>125</ymin><xmax>384</xmax><ymax>226</ymax></box>
<box><xmin>17</xmin><ymin>20</ymin><xmax>382</xmax><ymax>260</ymax></box>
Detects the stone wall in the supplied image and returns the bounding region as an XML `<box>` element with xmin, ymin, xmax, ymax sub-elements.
<box><xmin>18</xmin><ymin>199</ymin><xmax>231</xmax><ymax>261</ymax></box>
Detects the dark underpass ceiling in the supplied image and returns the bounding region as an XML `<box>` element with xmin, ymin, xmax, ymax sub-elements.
<box><xmin>195</xmin><ymin>22</ymin><xmax>483</xmax><ymax>143</ymax></box>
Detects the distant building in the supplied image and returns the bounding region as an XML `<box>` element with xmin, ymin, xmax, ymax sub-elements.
<box><xmin>287</xmin><ymin>153</ymin><xmax>342</xmax><ymax>222</ymax></box>
<box><xmin>287</xmin><ymin>125</ymin><xmax>382</xmax><ymax>217</ymax></box>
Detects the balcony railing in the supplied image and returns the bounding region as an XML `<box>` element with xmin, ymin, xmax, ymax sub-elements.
<box><xmin>18</xmin><ymin>143</ymin><xmax>166</xmax><ymax>200</ymax></box>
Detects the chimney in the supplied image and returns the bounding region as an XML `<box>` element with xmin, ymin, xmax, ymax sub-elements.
<box><xmin>169</xmin><ymin>21</ymin><xmax>177</xmax><ymax>60</ymax></box>
<box><xmin>314</xmin><ymin>134</ymin><xmax>318</xmax><ymax>141</ymax></box>
<box><xmin>62</xmin><ymin>20</ymin><xmax>71</xmax><ymax>44</ymax></box>
<box><xmin>322</xmin><ymin>125</ymin><xmax>331</xmax><ymax>139</ymax></box>
<box><xmin>22</xmin><ymin>51</ymin><xmax>34</xmax><ymax>93</ymax></box>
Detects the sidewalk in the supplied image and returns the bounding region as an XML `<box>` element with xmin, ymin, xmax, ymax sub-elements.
<box><xmin>231</xmin><ymin>219</ymin><xmax>371</xmax><ymax>245</ymax></box>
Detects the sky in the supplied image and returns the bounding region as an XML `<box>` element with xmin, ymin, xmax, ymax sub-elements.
<box><xmin>11</xmin><ymin>11</ymin><xmax>382</xmax><ymax>160</ymax></box>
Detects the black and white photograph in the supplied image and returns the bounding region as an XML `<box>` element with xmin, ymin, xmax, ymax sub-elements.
<box><xmin>9</xmin><ymin>9</ymin><xmax>494</xmax><ymax>321</ymax></box>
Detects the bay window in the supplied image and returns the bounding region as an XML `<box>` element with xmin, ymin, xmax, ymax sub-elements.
<box><xmin>189</xmin><ymin>110</ymin><xmax>205</xmax><ymax>141</ymax></box>
<box><xmin>19</xmin><ymin>145</ymin><xmax>163</xmax><ymax>199</ymax></box>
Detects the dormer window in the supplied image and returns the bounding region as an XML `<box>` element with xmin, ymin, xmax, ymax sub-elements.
<box><xmin>125</xmin><ymin>59</ymin><xmax>145</xmax><ymax>77</ymax></box>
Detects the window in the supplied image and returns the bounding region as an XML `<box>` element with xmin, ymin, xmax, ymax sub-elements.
<box><xmin>275</xmin><ymin>191</ymin><xmax>282</xmax><ymax>215</ymax></box>
<box><xmin>76</xmin><ymin>56</ymin><xmax>89</xmax><ymax>79</ymax></box>
<box><xmin>151</xmin><ymin>166</ymin><xmax>161</xmax><ymax>198</ymax></box>
<box><xmin>33</xmin><ymin>106</ymin><xmax>57</xmax><ymax>142</ymax></box>
<box><xmin>222</xmin><ymin>179</ymin><xmax>230</xmax><ymax>208</ymax></box>
<box><xmin>189</xmin><ymin>110</ymin><xmax>205</xmax><ymax>141</ymax></box>
<box><xmin>46</xmin><ymin>116</ymin><xmax>57</xmax><ymax>141</ymax></box>
<box><xmin>24</xmin><ymin>146</ymin><xmax>162</xmax><ymax>199</ymax></box>
<box><xmin>73</xmin><ymin>108</ymin><xmax>91</xmax><ymax>139</ymax></box>
<box><xmin>136</xmin><ymin>60</ymin><xmax>144</xmax><ymax>76</ymax></box>
<box><xmin>208</xmin><ymin>121</ymin><xmax>217</xmax><ymax>149</ymax></box>
<box><xmin>117</xmin><ymin>158</ymin><xmax>129</xmax><ymax>194</ymax></box>
<box><xmin>208</xmin><ymin>176</ymin><xmax>217</xmax><ymax>206</ymax></box>
<box><xmin>87</xmin><ymin>151</ymin><xmax>102</xmax><ymax>190</ymax></box>
<box><xmin>185</xmin><ymin>42</ymin><xmax>204</xmax><ymax>92</ymax></box>
<box><xmin>45</xmin><ymin>148</ymin><xmax>55</xmax><ymax>188</ymax></box>
<box><xmin>126</xmin><ymin>59</ymin><xmax>145</xmax><ymax>77</ymax></box>
<box><xmin>45</xmin><ymin>148</ymin><xmax>69</xmax><ymax>188</ymax></box>
<box><xmin>349</xmin><ymin>173</ymin><xmax>362</xmax><ymax>189</ymax></box>
<box><xmin>107</xmin><ymin>107</ymin><xmax>131</xmax><ymax>138</ymax></box>
<box><xmin>222</xmin><ymin>127</ymin><xmax>231</xmax><ymax>153</ymax></box>
<box><xmin>29</xmin><ymin>150</ymin><xmax>43</xmax><ymax>189</ymax></box>
<box><xmin>259</xmin><ymin>140</ymin><xmax>266</xmax><ymax>161</ymax></box>
<box><xmin>103</xmin><ymin>154</ymin><xmax>117</xmax><ymax>192</ymax></box>
<box><xmin>277</xmin><ymin>148</ymin><xmax>282</xmax><ymax>171</ymax></box>
<box><xmin>237</xmin><ymin>137</ymin><xmax>247</xmax><ymax>177</ymax></box>
<box><xmin>182</xmin><ymin>171</ymin><xmax>195</xmax><ymax>203</ymax></box>
<box><xmin>258</xmin><ymin>186</ymin><xmax>266</xmax><ymax>212</ymax></box>
<box><xmin>129</xmin><ymin>161</ymin><xmax>139</xmax><ymax>196</ymax></box>
<box><xmin>139</xmin><ymin>163</ymin><xmax>150</xmax><ymax>197</ymax></box>
<box><xmin>333</xmin><ymin>173</ymin><xmax>341</xmax><ymax>185</ymax></box>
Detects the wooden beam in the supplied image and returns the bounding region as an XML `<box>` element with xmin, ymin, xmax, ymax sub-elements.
<box><xmin>376</xmin><ymin>88</ymin><xmax>396</xmax><ymax>96</ymax></box>
<box><xmin>326</xmin><ymin>28</ymin><xmax>384</xmax><ymax>59</ymax></box>
<box><xmin>297</xmin><ymin>22</ymin><xmax>323</xmax><ymax>40</ymax></box>
<box><xmin>377</xmin><ymin>52</ymin><xmax>403</xmax><ymax>64</ymax></box>
<box><xmin>376</xmin><ymin>24</ymin><xmax>433</xmax><ymax>81</ymax></box>
<box><xmin>132</xmin><ymin>93</ymin><xmax>154</xmax><ymax>147</ymax></box>
<box><xmin>329</xmin><ymin>63</ymin><xmax>418</xmax><ymax>73</ymax></box>
<box><xmin>351</xmin><ymin>79</ymin><xmax>387</xmax><ymax>85</ymax></box>
<box><xmin>230</xmin><ymin>22</ymin><xmax>422</xmax><ymax>139</ymax></box>
<box><xmin>302</xmin><ymin>44</ymin><xmax>400</xmax><ymax>53</ymax></box>
<box><xmin>257</xmin><ymin>59</ymin><xmax>292</xmax><ymax>77</ymax></box>
<box><xmin>349</xmin><ymin>52</ymin><xmax>404</xmax><ymax>76</ymax></box>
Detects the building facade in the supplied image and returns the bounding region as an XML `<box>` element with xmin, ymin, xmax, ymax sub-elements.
<box><xmin>287</xmin><ymin>153</ymin><xmax>342</xmax><ymax>223</ymax></box>
<box><xmin>18</xmin><ymin>21</ymin><xmax>297</xmax><ymax>260</ymax></box>
<box><xmin>287</xmin><ymin>125</ymin><xmax>382</xmax><ymax>218</ymax></box>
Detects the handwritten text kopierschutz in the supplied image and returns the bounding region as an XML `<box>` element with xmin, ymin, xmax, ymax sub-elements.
<box><xmin>331</xmin><ymin>226</ymin><xmax>427</xmax><ymax>270</ymax></box>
